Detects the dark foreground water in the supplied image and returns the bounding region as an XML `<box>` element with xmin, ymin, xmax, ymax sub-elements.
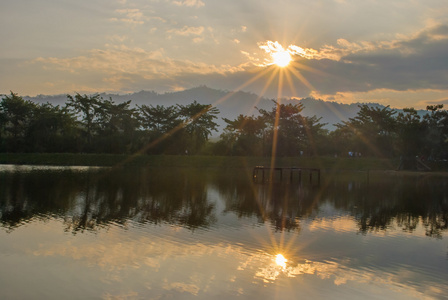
<box><xmin>0</xmin><ymin>165</ymin><xmax>447</xmax><ymax>299</ymax></box>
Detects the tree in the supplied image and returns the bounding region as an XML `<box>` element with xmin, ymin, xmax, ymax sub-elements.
<box><xmin>178</xmin><ymin>101</ymin><xmax>219</xmax><ymax>154</ymax></box>
<box><xmin>139</xmin><ymin>104</ymin><xmax>180</xmax><ymax>134</ymax></box>
<box><xmin>138</xmin><ymin>104</ymin><xmax>184</xmax><ymax>154</ymax></box>
<box><xmin>423</xmin><ymin>104</ymin><xmax>448</xmax><ymax>160</ymax></box>
<box><xmin>0</xmin><ymin>92</ymin><xmax>37</xmax><ymax>152</ymax></box>
<box><xmin>257</xmin><ymin>100</ymin><xmax>326</xmax><ymax>156</ymax></box>
<box><xmin>66</xmin><ymin>93</ymin><xmax>101</xmax><ymax>150</ymax></box>
<box><xmin>334</xmin><ymin>105</ymin><xmax>396</xmax><ymax>157</ymax></box>
<box><xmin>395</xmin><ymin>108</ymin><xmax>425</xmax><ymax>157</ymax></box>
<box><xmin>26</xmin><ymin>103</ymin><xmax>78</xmax><ymax>152</ymax></box>
<box><xmin>221</xmin><ymin>114</ymin><xmax>266</xmax><ymax>156</ymax></box>
<box><xmin>94</xmin><ymin>99</ymin><xmax>140</xmax><ymax>153</ymax></box>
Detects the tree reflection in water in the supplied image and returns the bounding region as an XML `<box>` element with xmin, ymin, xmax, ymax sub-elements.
<box><xmin>0</xmin><ymin>167</ymin><xmax>447</xmax><ymax>237</ymax></box>
<box><xmin>0</xmin><ymin>167</ymin><xmax>216</xmax><ymax>233</ymax></box>
<box><xmin>214</xmin><ymin>170</ymin><xmax>448</xmax><ymax>237</ymax></box>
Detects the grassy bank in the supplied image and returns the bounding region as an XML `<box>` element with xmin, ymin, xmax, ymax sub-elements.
<box><xmin>0</xmin><ymin>153</ymin><xmax>407</xmax><ymax>170</ymax></box>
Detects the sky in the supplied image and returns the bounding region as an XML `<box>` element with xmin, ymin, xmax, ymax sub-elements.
<box><xmin>1</xmin><ymin>0</ymin><xmax>448</xmax><ymax>108</ymax></box>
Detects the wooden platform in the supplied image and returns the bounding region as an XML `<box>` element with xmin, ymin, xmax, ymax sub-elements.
<box><xmin>252</xmin><ymin>166</ymin><xmax>320</xmax><ymax>184</ymax></box>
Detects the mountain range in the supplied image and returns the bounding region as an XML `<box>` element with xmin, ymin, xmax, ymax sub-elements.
<box><xmin>25</xmin><ymin>86</ymin><xmax>429</xmax><ymax>135</ymax></box>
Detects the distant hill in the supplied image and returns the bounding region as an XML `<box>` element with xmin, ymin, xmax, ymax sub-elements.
<box><xmin>297</xmin><ymin>98</ymin><xmax>365</xmax><ymax>130</ymax></box>
<box><xmin>25</xmin><ymin>86</ymin><xmax>429</xmax><ymax>135</ymax></box>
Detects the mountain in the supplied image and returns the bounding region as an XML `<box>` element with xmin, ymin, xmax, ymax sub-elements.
<box><xmin>297</xmin><ymin>98</ymin><xmax>365</xmax><ymax>129</ymax></box>
<box><xmin>26</xmin><ymin>86</ymin><xmax>275</xmax><ymax>136</ymax></box>
<box><xmin>24</xmin><ymin>86</ymin><xmax>429</xmax><ymax>135</ymax></box>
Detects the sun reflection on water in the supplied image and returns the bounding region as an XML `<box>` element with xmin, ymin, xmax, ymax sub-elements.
<box><xmin>275</xmin><ymin>254</ymin><xmax>287</xmax><ymax>268</ymax></box>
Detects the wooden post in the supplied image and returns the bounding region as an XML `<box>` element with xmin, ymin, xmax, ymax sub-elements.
<box><xmin>252</xmin><ymin>167</ymin><xmax>320</xmax><ymax>185</ymax></box>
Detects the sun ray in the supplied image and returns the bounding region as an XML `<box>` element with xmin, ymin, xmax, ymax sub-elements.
<box><xmin>277</xmin><ymin>67</ymin><xmax>285</xmax><ymax>100</ymax></box>
<box><xmin>349</xmin><ymin>126</ymin><xmax>387</xmax><ymax>158</ymax></box>
<box><xmin>113</xmin><ymin>66</ymin><xmax>278</xmax><ymax>168</ymax></box>
<box><xmin>247</xmin><ymin>65</ymin><xmax>279</xmax><ymax>112</ymax></box>
<box><xmin>114</xmin><ymin>41</ymin><xmax>330</xmax><ymax>263</ymax></box>
<box><xmin>252</xmin><ymin>69</ymin><xmax>279</xmax><ymax>247</ymax></box>
<box><xmin>288</xmin><ymin>66</ymin><xmax>315</xmax><ymax>91</ymax></box>
<box><xmin>284</xmin><ymin>69</ymin><xmax>299</xmax><ymax>98</ymax></box>
<box><xmin>224</xmin><ymin>65</ymin><xmax>283</xmax><ymax>253</ymax></box>
<box><xmin>290</xmin><ymin>60</ymin><xmax>328</xmax><ymax>77</ymax></box>
<box><xmin>269</xmin><ymin>101</ymin><xmax>281</xmax><ymax>180</ymax></box>
<box><xmin>212</xmin><ymin>66</ymin><xmax>273</xmax><ymax>107</ymax></box>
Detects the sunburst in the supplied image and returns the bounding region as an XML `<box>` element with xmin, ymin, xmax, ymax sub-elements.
<box><xmin>272</xmin><ymin>50</ymin><xmax>292</xmax><ymax>67</ymax></box>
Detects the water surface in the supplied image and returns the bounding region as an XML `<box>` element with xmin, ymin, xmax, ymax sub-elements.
<box><xmin>1</xmin><ymin>165</ymin><xmax>447</xmax><ymax>299</ymax></box>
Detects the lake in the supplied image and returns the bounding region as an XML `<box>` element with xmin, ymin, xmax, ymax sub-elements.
<box><xmin>0</xmin><ymin>165</ymin><xmax>447</xmax><ymax>299</ymax></box>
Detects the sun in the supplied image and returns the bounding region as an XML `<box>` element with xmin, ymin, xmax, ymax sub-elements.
<box><xmin>257</xmin><ymin>40</ymin><xmax>293</xmax><ymax>68</ymax></box>
<box><xmin>272</xmin><ymin>50</ymin><xmax>292</xmax><ymax>67</ymax></box>
<box><xmin>275</xmin><ymin>254</ymin><xmax>287</xmax><ymax>268</ymax></box>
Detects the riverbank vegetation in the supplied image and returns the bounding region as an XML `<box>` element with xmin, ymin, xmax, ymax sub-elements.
<box><xmin>1</xmin><ymin>92</ymin><xmax>447</xmax><ymax>165</ymax></box>
<box><xmin>0</xmin><ymin>153</ymin><xmax>401</xmax><ymax>170</ymax></box>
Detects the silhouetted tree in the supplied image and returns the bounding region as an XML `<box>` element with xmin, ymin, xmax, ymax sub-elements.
<box><xmin>178</xmin><ymin>101</ymin><xmax>219</xmax><ymax>154</ymax></box>
<box><xmin>423</xmin><ymin>104</ymin><xmax>448</xmax><ymax>160</ymax></box>
<box><xmin>66</xmin><ymin>93</ymin><xmax>102</xmax><ymax>151</ymax></box>
<box><xmin>395</xmin><ymin>108</ymin><xmax>425</xmax><ymax>157</ymax></box>
<box><xmin>334</xmin><ymin>105</ymin><xmax>396</xmax><ymax>157</ymax></box>
<box><xmin>221</xmin><ymin>114</ymin><xmax>266</xmax><ymax>156</ymax></box>
<box><xmin>139</xmin><ymin>104</ymin><xmax>180</xmax><ymax>133</ymax></box>
<box><xmin>95</xmin><ymin>99</ymin><xmax>140</xmax><ymax>153</ymax></box>
<box><xmin>26</xmin><ymin>103</ymin><xmax>78</xmax><ymax>152</ymax></box>
<box><xmin>137</xmin><ymin>104</ymin><xmax>184</xmax><ymax>154</ymax></box>
<box><xmin>257</xmin><ymin>100</ymin><xmax>326</xmax><ymax>156</ymax></box>
<box><xmin>0</xmin><ymin>92</ymin><xmax>37</xmax><ymax>152</ymax></box>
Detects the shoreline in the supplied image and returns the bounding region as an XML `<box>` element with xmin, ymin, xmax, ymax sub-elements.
<box><xmin>0</xmin><ymin>153</ymin><xmax>395</xmax><ymax>169</ymax></box>
<box><xmin>1</xmin><ymin>153</ymin><xmax>447</xmax><ymax>172</ymax></box>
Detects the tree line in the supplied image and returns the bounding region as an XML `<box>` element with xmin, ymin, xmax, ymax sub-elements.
<box><xmin>2</xmin><ymin>165</ymin><xmax>447</xmax><ymax>237</ymax></box>
<box><xmin>1</xmin><ymin>91</ymin><xmax>447</xmax><ymax>159</ymax></box>
<box><xmin>0</xmin><ymin>92</ymin><xmax>218</xmax><ymax>155</ymax></box>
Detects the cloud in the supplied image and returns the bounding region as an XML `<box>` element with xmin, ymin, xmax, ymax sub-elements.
<box><xmin>308</xmin><ymin>217</ymin><xmax>356</xmax><ymax>233</ymax></box>
<box><xmin>14</xmin><ymin>21</ymin><xmax>448</xmax><ymax>104</ymax></box>
<box><xmin>427</xmin><ymin>98</ymin><xmax>448</xmax><ymax>106</ymax></box>
<box><xmin>168</xmin><ymin>25</ymin><xmax>205</xmax><ymax>36</ymax></box>
<box><xmin>163</xmin><ymin>282</ymin><xmax>200</xmax><ymax>295</ymax></box>
<box><xmin>102</xmin><ymin>291</ymin><xmax>139</xmax><ymax>300</ymax></box>
<box><xmin>173</xmin><ymin>0</ymin><xmax>205</xmax><ymax>8</ymax></box>
<box><xmin>316</xmin><ymin>24</ymin><xmax>448</xmax><ymax>94</ymax></box>
<box><xmin>250</xmin><ymin>40</ymin><xmax>359</xmax><ymax>67</ymax></box>
<box><xmin>258</xmin><ymin>41</ymin><xmax>322</xmax><ymax>61</ymax></box>
<box><xmin>255</xmin><ymin>23</ymin><xmax>448</xmax><ymax>66</ymax></box>
<box><xmin>110</xmin><ymin>8</ymin><xmax>146</xmax><ymax>25</ymax></box>
<box><xmin>217</xmin><ymin>23</ymin><xmax>448</xmax><ymax>104</ymax></box>
<box><xmin>251</xmin><ymin>23</ymin><xmax>448</xmax><ymax>97</ymax></box>
<box><xmin>148</xmin><ymin>16</ymin><xmax>167</xmax><ymax>23</ymax></box>
<box><xmin>192</xmin><ymin>37</ymin><xmax>204</xmax><ymax>43</ymax></box>
<box><xmin>30</xmin><ymin>227</ymin><xmax>441</xmax><ymax>299</ymax></box>
<box><xmin>107</xmin><ymin>35</ymin><xmax>128</xmax><ymax>43</ymax></box>
<box><xmin>30</xmin><ymin>44</ymin><xmax>245</xmax><ymax>93</ymax></box>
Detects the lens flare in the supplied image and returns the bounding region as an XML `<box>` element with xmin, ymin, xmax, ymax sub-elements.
<box><xmin>275</xmin><ymin>254</ymin><xmax>287</xmax><ymax>268</ymax></box>
<box><xmin>272</xmin><ymin>51</ymin><xmax>291</xmax><ymax>67</ymax></box>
